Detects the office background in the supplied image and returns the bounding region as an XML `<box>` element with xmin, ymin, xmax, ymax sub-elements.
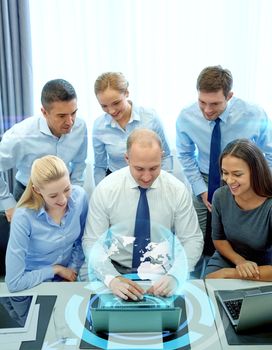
<box><xmin>29</xmin><ymin>0</ymin><xmax>272</xmax><ymax>142</ymax></box>
<box><xmin>1</xmin><ymin>0</ymin><xmax>272</xmax><ymax>187</ymax></box>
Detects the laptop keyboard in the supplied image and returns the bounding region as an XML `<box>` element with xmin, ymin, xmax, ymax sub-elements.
<box><xmin>109</xmin><ymin>304</ymin><xmax>161</xmax><ymax>309</ymax></box>
<box><xmin>224</xmin><ymin>299</ymin><xmax>243</xmax><ymax>320</ymax></box>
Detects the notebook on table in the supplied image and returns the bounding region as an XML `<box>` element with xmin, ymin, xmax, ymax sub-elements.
<box><xmin>215</xmin><ymin>285</ymin><xmax>272</xmax><ymax>333</ymax></box>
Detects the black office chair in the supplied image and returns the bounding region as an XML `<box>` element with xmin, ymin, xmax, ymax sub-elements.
<box><xmin>197</xmin><ymin>211</ymin><xmax>215</xmax><ymax>277</ymax></box>
<box><xmin>203</xmin><ymin>211</ymin><xmax>215</xmax><ymax>256</ymax></box>
<box><xmin>0</xmin><ymin>211</ymin><xmax>10</xmax><ymax>277</ymax></box>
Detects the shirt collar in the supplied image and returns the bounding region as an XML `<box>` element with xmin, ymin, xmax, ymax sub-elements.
<box><xmin>218</xmin><ymin>98</ymin><xmax>233</xmax><ymax>124</ymax></box>
<box><xmin>205</xmin><ymin>97</ymin><xmax>233</xmax><ymax>126</ymax></box>
<box><xmin>39</xmin><ymin>116</ymin><xmax>55</xmax><ymax>136</ymax></box>
<box><xmin>37</xmin><ymin>206</ymin><xmax>47</xmax><ymax>218</ymax></box>
<box><xmin>39</xmin><ymin>116</ymin><xmax>75</xmax><ymax>139</ymax></box>
<box><xmin>130</xmin><ymin>103</ymin><xmax>140</xmax><ymax>122</ymax></box>
<box><xmin>67</xmin><ymin>188</ymin><xmax>76</xmax><ymax>209</ymax></box>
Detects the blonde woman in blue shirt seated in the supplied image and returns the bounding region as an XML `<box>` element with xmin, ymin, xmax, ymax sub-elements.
<box><xmin>92</xmin><ymin>72</ymin><xmax>173</xmax><ymax>185</ymax></box>
<box><xmin>5</xmin><ymin>155</ymin><xmax>88</xmax><ymax>292</ymax></box>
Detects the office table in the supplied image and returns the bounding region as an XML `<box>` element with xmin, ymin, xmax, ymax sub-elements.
<box><xmin>0</xmin><ymin>280</ymin><xmax>222</xmax><ymax>350</ymax></box>
<box><xmin>205</xmin><ymin>279</ymin><xmax>272</xmax><ymax>350</ymax></box>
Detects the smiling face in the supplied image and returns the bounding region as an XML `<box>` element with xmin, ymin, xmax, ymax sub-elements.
<box><xmin>41</xmin><ymin>99</ymin><xmax>77</xmax><ymax>137</ymax></box>
<box><xmin>198</xmin><ymin>89</ymin><xmax>233</xmax><ymax>121</ymax></box>
<box><xmin>34</xmin><ymin>175</ymin><xmax>71</xmax><ymax>211</ymax></box>
<box><xmin>96</xmin><ymin>88</ymin><xmax>131</xmax><ymax>124</ymax></box>
<box><xmin>125</xmin><ymin>142</ymin><xmax>162</xmax><ymax>189</ymax></box>
<box><xmin>221</xmin><ymin>155</ymin><xmax>254</xmax><ymax>198</ymax></box>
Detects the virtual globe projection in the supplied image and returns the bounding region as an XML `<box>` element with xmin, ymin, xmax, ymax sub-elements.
<box><xmin>87</xmin><ymin>221</ymin><xmax>189</xmax><ymax>294</ymax></box>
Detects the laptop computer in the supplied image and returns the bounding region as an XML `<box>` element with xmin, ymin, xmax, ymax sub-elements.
<box><xmin>89</xmin><ymin>293</ymin><xmax>182</xmax><ymax>333</ymax></box>
<box><xmin>0</xmin><ymin>294</ymin><xmax>37</xmax><ymax>334</ymax></box>
<box><xmin>215</xmin><ymin>285</ymin><xmax>272</xmax><ymax>333</ymax></box>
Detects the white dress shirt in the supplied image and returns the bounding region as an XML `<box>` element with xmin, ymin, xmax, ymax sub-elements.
<box><xmin>83</xmin><ymin>167</ymin><xmax>203</xmax><ymax>286</ymax></box>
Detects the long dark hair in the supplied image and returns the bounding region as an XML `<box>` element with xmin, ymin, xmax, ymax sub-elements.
<box><xmin>220</xmin><ymin>139</ymin><xmax>272</xmax><ymax>197</ymax></box>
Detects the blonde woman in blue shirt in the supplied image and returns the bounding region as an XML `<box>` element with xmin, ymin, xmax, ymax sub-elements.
<box><xmin>92</xmin><ymin>72</ymin><xmax>173</xmax><ymax>185</ymax></box>
<box><xmin>5</xmin><ymin>156</ymin><xmax>88</xmax><ymax>292</ymax></box>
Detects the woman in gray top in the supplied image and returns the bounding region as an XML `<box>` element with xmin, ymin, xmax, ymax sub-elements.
<box><xmin>205</xmin><ymin>139</ymin><xmax>272</xmax><ymax>281</ymax></box>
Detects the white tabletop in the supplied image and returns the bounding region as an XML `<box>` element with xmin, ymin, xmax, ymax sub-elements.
<box><xmin>205</xmin><ymin>279</ymin><xmax>272</xmax><ymax>350</ymax></box>
<box><xmin>0</xmin><ymin>280</ymin><xmax>221</xmax><ymax>350</ymax></box>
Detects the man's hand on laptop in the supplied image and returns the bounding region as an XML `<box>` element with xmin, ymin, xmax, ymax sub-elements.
<box><xmin>146</xmin><ymin>275</ymin><xmax>178</xmax><ymax>297</ymax></box>
<box><xmin>109</xmin><ymin>276</ymin><xmax>145</xmax><ymax>300</ymax></box>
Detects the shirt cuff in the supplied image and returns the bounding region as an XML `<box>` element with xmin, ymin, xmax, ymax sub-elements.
<box><xmin>104</xmin><ymin>274</ymin><xmax>118</xmax><ymax>288</ymax></box>
<box><xmin>191</xmin><ymin>178</ymin><xmax>207</xmax><ymax>197</ymax></box>
<box><xmin>68</xmin><ymin>261</ymin><xmax>84</xmax><ymax>274</ymax></box>
<box><xmin>44</xmin><ymin>266</ymin><xmax>55</xmax><ymax>280</ymax></box>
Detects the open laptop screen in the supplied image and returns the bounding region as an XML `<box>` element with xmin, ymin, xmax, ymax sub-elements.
<box><xmin>215</xmin><ymin>286</ymin><xmax>272</xmax><ymax>332</ymax></box>
<box><xmin>0</xmin><ymin>295</ymin><xmax>37</xmax><ymax>334</ymax></box>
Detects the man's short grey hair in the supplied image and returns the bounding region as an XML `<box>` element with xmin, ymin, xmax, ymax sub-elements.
<box><xmin>41</xmin><ymin>79</ymin><xmax>77</xmax><ymax>110</ymax></box>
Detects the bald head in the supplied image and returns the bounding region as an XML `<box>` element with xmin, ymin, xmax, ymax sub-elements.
<box><xmin>126</xmin><ymin>128</ymin><xmax>162</xmax><ymax>154</ymax></box>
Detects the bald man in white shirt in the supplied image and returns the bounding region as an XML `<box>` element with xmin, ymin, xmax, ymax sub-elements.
<box><xmin>83</xmin><ymin>128</ymin><xmax>203</xmax><ymax>300</ymax></box>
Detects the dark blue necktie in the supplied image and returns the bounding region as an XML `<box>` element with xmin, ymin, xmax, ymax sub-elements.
<box><xmin>208</xmin><ymin>118</ymin><xmax>221</xmax><ymax>203</ymax></box>
<box><xmin>132</xmin><ymin>187</ymin><xmax>150</xmax><ymax>270</ymax></box>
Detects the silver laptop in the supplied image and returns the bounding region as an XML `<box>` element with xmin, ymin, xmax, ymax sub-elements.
<box><xmin>216</xmin><ymin>285</ymin><xmax>272</xmax><ymax>332</ymax></box>
<box><xmin>89</xmin><ymin>293</ymin><xmax>182</xmax><ymax>333</ymax></box>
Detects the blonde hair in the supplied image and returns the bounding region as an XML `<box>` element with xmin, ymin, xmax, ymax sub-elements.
<box><xmin>94</xmin><ymin>72</ymin><xmax>129</xmax><ymax>95</ymax></box>
<box><xmin>17</xmin><ymin>155</ymin><xmax>69</xmax><ymax>210</ymax></box>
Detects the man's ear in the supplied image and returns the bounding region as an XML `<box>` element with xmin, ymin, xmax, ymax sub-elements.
<box><xmin>226</xmin><ymin>91</ymin><xmax>233</xmax><ymax>101</ymax></box>
<box><xmin>41</xmin><ymin>107</ymin><xmax>47</xmax><ymax>118</ymax></box>
<box><xmin>124</xmin><ymin>152</ymin><xmax>129</xmax><ymax>165</ymax></box>
<box><xmin>161</xmin><ymin>150</ymin><xmax>164</xmax><ymax>159</ymax></box>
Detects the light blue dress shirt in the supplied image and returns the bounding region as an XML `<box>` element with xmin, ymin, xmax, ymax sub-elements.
<box><xmin>5</xmin><ymin>185</ymin><xmax>88</xmax><ymax>292</ymax></box>
<box><xmin>92</xmin><ymin>103</ymin><xmax>173</xmax><ymax>185</ymax></box>
<box><xmin>176</xmin><ymin>97</ymin><xmax>272</xmax><ymax>196</ymax></box>
<box><xmin>0</xmin><ymin>116</ymin><xmax>88</xmax><ymax>210</ymax></box>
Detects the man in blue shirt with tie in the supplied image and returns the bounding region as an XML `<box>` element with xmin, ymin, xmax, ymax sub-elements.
<box><xmin>176</xmin><ymin>65</ymin><xmax>272</xmax><ymax>260</ymax></box>
<box><xmin>0</xmin><ymin>79</ymin><xmax>87</xmax><ymax>275</ymax></box>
